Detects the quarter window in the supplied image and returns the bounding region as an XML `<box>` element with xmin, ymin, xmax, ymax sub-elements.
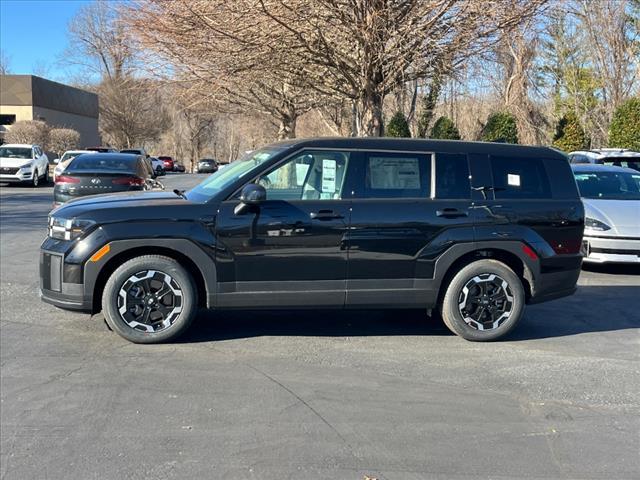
<box><xmin>435</xmin><ymin>153</ymin><xmax>470</xmax><ymax>199</ymax></box>
<box><xmin>490</xmin><ymin>156</ymin><xmax>551</xmax><ymax>199</ymax></box>
<box><xmin>258</xmin><ymin>150</ymin><xmax>350</xmax><ymax>201</ymax></box>
<box><xmin>361</xmin><ymin>153</ymin><xmax>431</xmax><ymax>198</ymax></box>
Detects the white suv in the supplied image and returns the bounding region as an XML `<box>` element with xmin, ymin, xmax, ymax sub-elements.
<box><xmin>568</xmin><ymin>148</ymin><xmax>640</xmax><ymax>172</ymax></box>
<box><xmin>0</xmin><ymin>144</ymin><xmax>50</xmax><ymax>187</ymax></box>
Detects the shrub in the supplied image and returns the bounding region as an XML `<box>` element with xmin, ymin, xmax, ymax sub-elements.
<box><xmin>480</xmin><ymin>112</ymin><xmax>518</xmax><ymax>144</ymax></box>
<box><xmin>5</xmin><ymin>120</ymin><xmax>49</xmax><ymax>147</ymax></box>
<box><xmin>386</xmin><ymin>111</ymin><xmax>411</xmax><ymax>138</ymax></box>
<box><xmin>49</xmin><ymin>128</ymin><xmax>81</xmax><ymax>157</ymax></box>
<box><xmin>430</xmin><ymin>116</ymin><xmax>461</xmax><ymax>140</ymax></box>
<box><xmin>608</xmin><ymin>98</ymin><xmax>640</xmax><ymax>150</ymax></box>
<box><xmin>552</xmin><ymin>112</ymin><xmax>589</xmax><ymax>152</ymax></box>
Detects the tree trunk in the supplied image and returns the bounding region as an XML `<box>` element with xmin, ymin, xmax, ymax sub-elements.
<box><xmin>277</xmin><ymin>109</ymin><xmax>298</xmax><ymax>140</ymax></box>
<box><xmin>357</xmin><ymin>91</ymin><xmax>384</xmax><ymax>137</ymax></box>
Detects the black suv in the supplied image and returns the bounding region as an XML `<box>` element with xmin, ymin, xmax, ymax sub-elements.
<box><xmin>40</xmin><ymin>138</ymin><xmax>584</xmax><ymax>343</ymax></box>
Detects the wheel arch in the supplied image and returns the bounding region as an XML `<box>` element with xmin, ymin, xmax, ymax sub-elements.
<box><xmin>435</xmin><ymin>244</ymin><xmax>535</xmax><ymax>308</ymax></box>
<box><xmin>88</xmin><ymin>241</ymin><xmax>215</xmax><ymax>313</ymax></box>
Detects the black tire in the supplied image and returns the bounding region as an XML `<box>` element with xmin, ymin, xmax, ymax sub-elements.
<box><xmin>102</xmin><ymin>255</ymin><xmax>198</xmax><ymax>343</ymax></box>
<box><xmin>31</xmin><ymin>170</ymin><xmax>39</xmax><ymax>187</ymax></box>
<box><xmin>439</xmin><ymin>259</ymin><xmax>525</xmax><ymax>341</ymax></box>
<box><xmin>42</xmin><ymin>166</ymin><xmax>50</xmax><ymax>185</ymax></box>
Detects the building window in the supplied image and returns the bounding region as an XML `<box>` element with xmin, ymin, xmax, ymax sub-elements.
<box><xmin>0</xmin><ymin>114</ymin><xmax>16</xmax><ymax>126</ymax></box>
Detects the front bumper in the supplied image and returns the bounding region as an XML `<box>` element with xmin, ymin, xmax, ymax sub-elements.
<box><xmin>39</xmin><ymin>250</ymin><xmax>92</xmax><ymax>310</ymax></box>
<box><xmin>582</xmin><ymin>235</ymin><xmax>640</xmax><ymax>264</ymax></box>
<box><xmin>0</xmin><ymin>171</ymin><xmax>33</xmax><ymax>183</ymax></box>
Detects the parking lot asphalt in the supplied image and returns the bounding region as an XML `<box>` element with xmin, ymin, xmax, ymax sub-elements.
<box><xmin>1</xmin><ymin>174</ymin><xmax>639</xmax><ymax>480</ymax></box>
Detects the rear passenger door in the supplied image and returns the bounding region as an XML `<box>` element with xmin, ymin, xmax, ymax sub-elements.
<box><xmin>346</xmin><ymin>151</ymin><xmax>474</xmax><ymax>307</ymax></box>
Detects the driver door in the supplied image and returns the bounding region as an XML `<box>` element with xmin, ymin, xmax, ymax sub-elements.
<box><xmin>215</xmin><ymin>150</ymin><xmax>356</xmax><ymax>308</ymax></box>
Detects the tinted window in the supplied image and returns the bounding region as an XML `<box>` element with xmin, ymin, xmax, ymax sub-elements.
<box><xmin>361</xmin><ymin>153</ymin><xmax>430</xmax><ymax>198</ymax></box>
<box><xmin>435</xmin><ymin>153</ymin><xmax>470</xmax><ymax>199</ymax></box>
<box><xmin>67</xmin><ymin>155</ymin><xmax>137</xmax><ymax>172</ymax></box>
<box><xmin>490</xmin><ymin>156</ymin><xmax>551</xmax><ymax>199</ymax></box>
<box><xmin>602</xmin><ymin>158</ymin><xmax>640</xmax><ymax>172</ymax></box>
<box><xmin>258</xmin><ymin>150</ymin><xmax>350</xmax><ymax>201</ymax></box>
<box><xmin>0</xmin><ymin>147</ymin><xmax>32</xmax><ymax>159</ymax></box>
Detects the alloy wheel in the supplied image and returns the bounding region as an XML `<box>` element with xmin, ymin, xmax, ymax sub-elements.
<box><xmin>117</xmin><ymin>270</ymin><xmax>183</xmax><ymax>333</ymax></box>
<box><xmin>457</xmin><ymin>273</ymin><xmax>514</xmax><ymax>331</ymax></box>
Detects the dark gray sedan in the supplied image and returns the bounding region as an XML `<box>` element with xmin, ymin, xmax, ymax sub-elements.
<box><xmin>53</xmin><ymin>153</ymin><xmax>159</xmax><ymax>206</ymax></box>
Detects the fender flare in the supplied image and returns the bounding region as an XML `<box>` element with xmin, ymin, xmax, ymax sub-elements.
<box><xmin>83</xmin><ymin>238</ymin><xmax>217</xmax><ymax>309</ymax></box>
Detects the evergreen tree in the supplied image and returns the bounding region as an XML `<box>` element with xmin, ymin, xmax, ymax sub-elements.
<box><xmin>430</xmin><ymin>116</ymin><xmax>461</xmax><ymax>140</ymax></box>
<box><xmin>480</xmin><ymin>112</ymin><xmax>518</xmax><ymax>143</ymax></box>
<box><xmin>552</xmin><ymin>112</ymin><xmax>590</xmax><ymax>152</ymax></box>
<box><xmin>386</xmin><ymin>111</ymin><xmax>411</xmax><ymax>138</ymax></box>
<box><xmin>608</xmin><ymin>98</ymin><xmax>640</xmax><ymax>150</ymax></box>
<box><xmin>416</xmin><ymin>78</ymin><xmax>441</xmax><ymax>138</ymax></box>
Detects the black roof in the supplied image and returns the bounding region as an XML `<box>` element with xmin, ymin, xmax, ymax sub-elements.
<box><xmin>269</xmin><ymin>137</ymin><xmax>567</xmax><ymax>160</ymax></box>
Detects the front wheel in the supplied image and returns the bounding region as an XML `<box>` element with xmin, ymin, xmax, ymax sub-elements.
<box><xmin>102</xmin><ymin>255</ymin><xmax>198</xmax><ymax>343</ymax></box>
<box><xmin>31</xmin><ymin>170</ymin><xmax>39</xmax><ymax>187</ymax></box>
<box><xmin>440</xmin><ymin>259</ymin><xmax>525</xmax><ymax>341</ymax></box>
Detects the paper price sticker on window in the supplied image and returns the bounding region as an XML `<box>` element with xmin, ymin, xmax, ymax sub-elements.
<box><xmin>322</xmin><ymin>159</ymin><xmax>337</xmax><ymax>193</ymax></box>
<box><xmin>507</xmin><ymin>173</ymin><xmax>521</xmax><ymax>187</ymax></box>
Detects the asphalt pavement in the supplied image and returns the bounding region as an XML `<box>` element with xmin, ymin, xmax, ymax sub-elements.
<box><xmin>1</xmin><ymin>174</ymin><xmax>639</xmax><ymax>480</ymax></box>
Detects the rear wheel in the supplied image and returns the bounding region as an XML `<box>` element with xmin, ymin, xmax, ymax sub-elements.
<box><xmin>440</xmin><ymin>259</ymin><xmax>525</xmax><ymax>341</ymax></box>
<box><xmin>102</xmin><ymin>255</ymin><xmax>198</xmax><ymax>343</ymax></box>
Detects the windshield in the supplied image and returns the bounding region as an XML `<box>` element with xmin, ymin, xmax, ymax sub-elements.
<box><xmin>574</xmin><ymin>170</ymin><xmax>640</xmax><ymax>200</ymax></box>
<box><xmin>601</xmin><ymin>157</ymin><xmax>640</xmax><ymax>172</ymax></box>
<box><xmin>186</xmin><ymin>147</ymin><xmax>285</xmax><ymax>202</ymax></box>
<box><xmin>0</xmin><ymin>147</ymin><xmax>32</xmax><ymax>159</ymax></box>
<box><xmin>61</xmin><ymin>152</ymin><xmax>86</xmax><ymax>162</ymax></box>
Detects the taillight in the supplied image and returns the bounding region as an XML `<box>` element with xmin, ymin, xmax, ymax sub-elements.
<box><xmin>551</xmin><ymin>239</ymin><xmax>582</xmax><ymax>255</ymax></box>
<box><xmin>55</xmin><ymin>175</ymin><xmax>80</xmax><ymax>184</ymax></box>
<box><xmin>112</xmin><ymin>176</ymin><xmax>144</xmax><ymax>186</ymax></box>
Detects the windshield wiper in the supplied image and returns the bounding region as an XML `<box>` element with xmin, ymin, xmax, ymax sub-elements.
<box><xmin>173</xmin><ymin>189</ymin><xmax>187</xmax><ymax>199</ymax></box>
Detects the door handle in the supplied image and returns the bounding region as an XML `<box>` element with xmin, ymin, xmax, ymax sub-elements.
<box><xmin>310</xmin><ymin>210</ymin><xmax>344</xmax><ymax>220</ymax></box>
<box><xmin>436</xmin><ymin>208</ymin><xmax>469</xmax><ymax>218</ymax></box>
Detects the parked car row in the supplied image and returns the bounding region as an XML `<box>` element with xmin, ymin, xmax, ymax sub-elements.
<box><xmin>0</xmin><ymin>144</ymin><xmax>50</xmax><ymax>186</ymax></box>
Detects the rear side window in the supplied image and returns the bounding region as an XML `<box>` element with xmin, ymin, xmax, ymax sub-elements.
<box><xmin>435</xmin><ymin>153</ymin><xmax>470</xmax><ymax>199</ymax></box>
<box><xmin>362</xmin><ymin>152</ymin><xmax>431</xmax><ymax>198</ymax></box>
<box><xmin>490</xmin><ymin>156</ymin><xmax>551</xmax><ymax>199</ymax></box>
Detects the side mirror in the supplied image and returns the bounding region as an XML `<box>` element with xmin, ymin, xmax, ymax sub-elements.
<box><xmin>234</xmin><ymin>183</ymin><xmax>266</xmax><ymax>215</ymax></box>
<box><xmin>240</xmin><ymin>183</ymin><xmax>266</xmax><ymax>205</ymax></box>
<box><xmin>53</xmin><ymin>158</ymin><xmax>60</xmax><ymax>164</ymax></box>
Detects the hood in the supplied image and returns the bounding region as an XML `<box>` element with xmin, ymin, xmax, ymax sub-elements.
<box><xmin>0</xmin><ymin>157</ymin><xmax>33</xmax><ymax>168</ymax></box>
<box><xmin>583</xmin><ymin>198</ymin><xmax>640</xmax><ymax>237</ymax></box>
<box><xmin>51</xmin><ymin>191</ymin><xmax>209</xmax><ymax>223</ymax></box>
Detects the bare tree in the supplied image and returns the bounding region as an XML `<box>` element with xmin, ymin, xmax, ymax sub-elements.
<box><xmin>572</xmin><ymin>0</ymin><xmax>640</xmax><ymax>142</ymax></box>
<box><xmin>0</xmin><ymin>49</ymin><xmax>11</xmax><ymax>75</ymax></box>
<box><xmin>49</xmin><ymin>128</ymin><xmax>81</xmax><ymax>157</ymax></box>
<box><xmin>5</xmin><ymin>121</ymin><xmax>50</xmax><ymax>147</ymax></box>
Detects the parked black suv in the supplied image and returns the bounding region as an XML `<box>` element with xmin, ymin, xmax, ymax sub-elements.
<box><xmin>40</xmin><ymin>138</ymin><xmax>584</xmax><ymax>343</ymax></box>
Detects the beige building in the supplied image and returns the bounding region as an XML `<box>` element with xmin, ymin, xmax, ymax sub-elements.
<box><xmin>0</xmin><ymin>75</ymin><xmax>100</xmax><ymax>147</ymax></box>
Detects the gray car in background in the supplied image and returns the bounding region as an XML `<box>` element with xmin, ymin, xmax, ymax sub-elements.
<box><xmin>572</xmin><ymin>164</ymin><xmax>640</xmax><ymax>264</ymax></box>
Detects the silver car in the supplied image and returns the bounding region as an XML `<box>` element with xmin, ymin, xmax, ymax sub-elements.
<box><xmin>572</xmin><ymin>164</ymin><xmax>640</xmax><ymax>264</ymax></box>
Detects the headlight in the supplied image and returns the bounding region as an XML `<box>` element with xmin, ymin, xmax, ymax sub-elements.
<box><xmin>48</xmin><ymin>217</ymin><xmax>96</xmax><ymax>241</ymax></box>
<box><xmin>585</xmin><ymin>217</ymin><xmax>611</xmax><ymax>231</ymax></box>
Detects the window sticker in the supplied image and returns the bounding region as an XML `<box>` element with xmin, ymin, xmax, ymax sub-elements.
<box><xmin>295</xmin><ymin>163</ymin><xmax>310</xmax><ymax>186</ymax></box>
<box><xmin>322</xmin><ymin>159</ymin><xmax>337</xmax><ymax>193</ymax></box>
<box><xmin>507</xmin><ymin>173</ymin><xmax>521</xmax><ymax>187</ymax></box>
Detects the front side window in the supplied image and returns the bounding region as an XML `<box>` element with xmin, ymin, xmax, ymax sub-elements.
<box><xmin>360</xmin><ymin>152</ymin><xmax>431</xmax><ymax>198</ymax></box>
<box><xmin>490</xmin><ymin>156</ymin><xmax>551</xmax><ymax>199</ymax></box>
<box><xmin>435</xmin><ymin>153</ymin><xmax>470</xmax><ymax>199</ymax></box>
<box><xmin>257</xmin><ymin>150</ymin><xmax>350</xmax><ymax>201</ymax></box>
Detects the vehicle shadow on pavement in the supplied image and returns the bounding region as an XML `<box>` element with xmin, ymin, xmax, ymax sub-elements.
<box><xmin>507</xmin><ymin>285</ymin><xmax>640</xmax><ymax>341</ymax></box>
<box><xmin>177</xmin><ymin>284</ymin><xmax>639</xmax><ymax>343</ymax></box>
<box><xmin>179</xmin><ymin>308</ymin><xmax>452</xmax><ymax>343</ymax></box>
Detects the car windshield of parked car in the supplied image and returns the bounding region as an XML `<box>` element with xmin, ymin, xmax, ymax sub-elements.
<box><xmin>60</xmin><ymin>152</ymin><xmax>85</xmax><ymax>162</ymax></box>
<box><xmin>187</xmin><ymin>147</ymin><xmax>285</xmax><ymax>202</ymax></box>
<box><xmin>574</xmin><ymin>170</ymin><xmax>640</xmax><ymax>200</ymax></box>
<box><xmin>0</xmin><ymin>147</ymin><xmax>32</xmax><ymax>159</ymax></box>
<box><xmin>601</xmin><ymin>157</ymin><xmax>640</xmax><ymax>172</ymax></box>
<box><xmin>66</xmin><ymin>156</ymin><xmax>137</xmax><ymax>173</ymax></box>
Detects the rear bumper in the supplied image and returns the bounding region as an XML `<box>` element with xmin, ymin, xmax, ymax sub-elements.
<box><xmin>582</xmin><ymin>235</ymin><xmax>640</xmax><ymax>264</ymax></box>
<box><xmin>528</xmin><ymin>253</ymin><xmax>582</xmax><ymax>304</ymax></box>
